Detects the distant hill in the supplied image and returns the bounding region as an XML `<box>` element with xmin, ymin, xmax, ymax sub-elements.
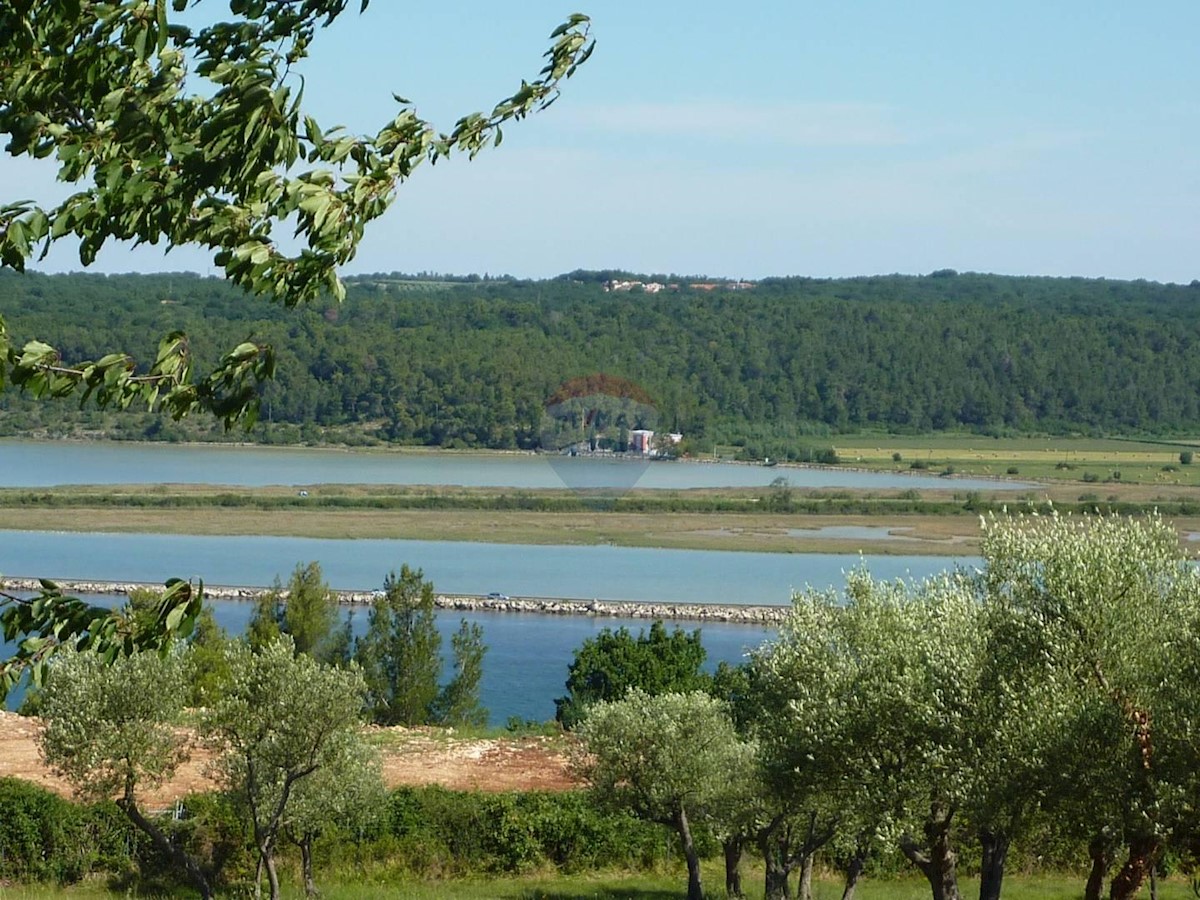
<box><xmin>2</xmin><ymin>269</ymin><xmax>1199</xmax><ymax>458</ymax></box>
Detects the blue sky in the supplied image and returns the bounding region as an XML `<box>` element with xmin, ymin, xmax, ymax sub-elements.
<box><xmin>6</xmin><ymin>1</ymin><xmax>1199</xmax><ymax>281</ymax></box>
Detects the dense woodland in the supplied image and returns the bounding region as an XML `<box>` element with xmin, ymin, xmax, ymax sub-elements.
<box><xmin>2</xmin><ymin>270</ymin><xmax>1200</xmax><ymax>454</ymax></box>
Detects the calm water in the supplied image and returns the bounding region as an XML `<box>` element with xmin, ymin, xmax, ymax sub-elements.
<box><xmin>0</xmin><ymin>440</ymin><xmax>986</xmax><ymax>722</ymax></box>
<box><xmin>0</xmin><ymin>531</ymin><xmax>975</xmax><ymax>605</ymax></box>
<box><xmin>0</xmin><ymin>440</ymin><xmax>1029</xmax><ymax>492</ymax></box>
<box><xmin>1</xmin><ymin>531</ymin><xmax>972</xmax><ymax>720</ymax></box>
<box><xmin>2</xmin><ymin>595</ymin><xmax>776</xmax><ymax>724</ymax></box>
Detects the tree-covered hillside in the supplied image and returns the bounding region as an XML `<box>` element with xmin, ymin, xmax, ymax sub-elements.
<box><xmin>2</xmin><ymin>270</ymin><xmax>1198</xmax><ymax>454</ymax></box>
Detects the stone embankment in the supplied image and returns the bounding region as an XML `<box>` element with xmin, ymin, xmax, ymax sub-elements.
<box><xmin>0</xmin><ymin>578</ymin><xmax>789</xmax><ymax>626</ymax></box>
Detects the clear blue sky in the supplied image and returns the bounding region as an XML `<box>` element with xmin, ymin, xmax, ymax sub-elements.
<box><xmin>6</xmin><ymin>1</ymin><xmax>1199</xmax><ymax>282</ymax></box>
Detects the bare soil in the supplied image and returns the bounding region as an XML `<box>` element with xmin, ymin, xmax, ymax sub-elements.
<box><xmin>0</xmin><ymin>711</ymin><xmax>577</xmax><ymax>808</ymax></box>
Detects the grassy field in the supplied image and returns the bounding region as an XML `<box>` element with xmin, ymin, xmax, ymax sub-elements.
<box><xmin>0</xmin><ymin>501</ymin><xmax>995</xmax><ymax>555</ymax></box>
<box><xmin>3</xmin><ymin>485</ymin><xmax>1200</xmax><ymax>556</ymax></box>
<box><xmin>0</xmin><ymin>868</ymin><xmax>1193</xmax><ymax>899</ymax></box>
<box><xmin>832</xmin><ymin>432</ymin><xmax>1200</xmax><ymax>486</ymax></box>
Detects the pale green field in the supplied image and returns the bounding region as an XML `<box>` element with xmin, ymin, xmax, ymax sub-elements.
<box><xmin>831</xmin><ymin>433</ymin><xmax>1200</xmax><ymax>486</ymax></box>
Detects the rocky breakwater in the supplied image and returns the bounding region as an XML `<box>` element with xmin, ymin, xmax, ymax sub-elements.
<box><xmin>0</xmin><ymin>578</ymin><xmax>789</xmax><ymax>626</ymax></box>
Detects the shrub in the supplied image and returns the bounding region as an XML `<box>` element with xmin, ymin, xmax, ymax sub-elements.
<box><xmin>1182</xmin><ymin>450</ymin><xmax>1194</xmax><ymax>465</ymax></box>
<box><xmin>385</xmin><ymin>786</ymin><xmax>671</xmax><ymax>876</ymax></box>
<box><xmin>0</xmin><ymin>778</ymin><xmax>137</xmax><ymax>883</ymax></box>
<box><xmin>1006</xmin><ymin>466</ymin><xmax>1020</xmax><ymax>475</ymax></box>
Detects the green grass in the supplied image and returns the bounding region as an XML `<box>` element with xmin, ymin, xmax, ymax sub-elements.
<box><xmin>830</xmin><ymin>432</ymin><xmax>1200</xmax><ymax>487</ymax></box>
<box><xmin>1</xmin><ymin>868</ymin><xmax>1195</xmax><ymax>899</ymax></box>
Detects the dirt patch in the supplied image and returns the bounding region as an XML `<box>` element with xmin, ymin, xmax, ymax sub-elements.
<box><xmin>0</xmin><ymin>711</ymin><xmax>577</xmax><ymax>807</ymax></box>
<box><xmin>374</xmin><ymin>728</ymin><xmax>577</xmax><ymax>793</ymax></box>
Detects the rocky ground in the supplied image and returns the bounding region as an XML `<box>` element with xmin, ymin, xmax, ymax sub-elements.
<box><xmin>0</xmin><ymin>711</ymin><xmax>576</xmax><ymax>808</ymax></box>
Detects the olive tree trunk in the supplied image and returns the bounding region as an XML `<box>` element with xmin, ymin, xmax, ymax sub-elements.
<box><xmin>1108</xmin><ymin>834</ymin><xmax>1158</xmax><ymax>900</ymax></box>
<box><xmin>840</xmin><ymin>847</ymin><xmax>867</xmax><ymax>900</ymax></box>
<box><xmin>724</xmin><ymin>835</ymin><xmax>746</xmax><ymax>898</ymax></box>
<box><xmin>118</xmin><ymin>787</ymin><xmax>214</xmax><ymax>900</ymax></box>
<box><xmin>675</xmin><ymin>806</ymin><xmax>705</xmax><ymax>900</ymax></box>
<box><xmin>977</xmin><ymin>828</ymin><xmax>1010</xmax><ymax>900</ymax></box>
<box><xmin>301</xmin><ymin>836</ymin><xmax>319</xmax><ymax>897</ymax></box>
<box><xmin>798</xmin><ymin>852</ymin><xmax>813</xmax><ymax>900</ymax></box>
<box><xmin>759</xmin><ymin>826</ymin><xmax>793</xmax><ymax>900</ymax></box>
<box><xmin>899</xmin><ymin>802</ymin><xmax>961</xmax><ymax>900</ymax></box>
<box><xmin>1084</xmin><ymin>831</ymin><xmax>1114</xmax><ymax>900</ymax></box>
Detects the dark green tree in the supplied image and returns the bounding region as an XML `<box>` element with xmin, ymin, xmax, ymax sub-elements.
<box><xmin>246</xmin><ymin>561</ymin><xmax>343</xmax><ymax>663</ymax></box>
<box><xmin>432</xmin><ymin>620</ymin><xmax>489</xmax><ymax>727</ymax></box>
<box><xmin>555</xmin><ymin>620</ymin><xmax>709</xmax><ymax>729</ymax></box>
<box><xmin>187</xmin><ymin>605</ymin><xmax>233</xmax><ymax>707</ymax></box>
<box><xmin>355</xmin><ymin>565</ymin><xmax>442</xmax><ymax>725</ymax></box>
<box><xmin>279</xmin><ymin>561</ymin><xmax>340</xmax><ymax>661</ymax></box>
<box><xmin>246</xmin><ymin>585</ymin><xmax>285</xmax><ymax>652</ymax></box>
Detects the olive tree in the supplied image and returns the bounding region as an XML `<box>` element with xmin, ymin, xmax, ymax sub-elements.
<box><xmin>761</xmin><ymin>570</ymin><xmax>986</xmax><ymax>900</ymax></box>
<box><xmin>203</xmin><ymin>637</ymin><xmax>367</xmax><ymax>900</ymax></box>
<box><xmin>748</xmin><ymin>592</ymin><xmax>849</xmax><ymax>900</ymax></box>
<box><xmin>0</xmin><ymin>1</ymin><xmax>592</xmax><ymax>686</ymax></box>
<box><xmin>280</xmin><ymin>729</ymin><xmax>386</xmax><ymax>898</ymax></box>
<box><xmin>575</xmin><ymin>688</ymin><xmax>756</xmax><ymax>900</ymax></box>
<box><xmin>981</xmin><ymin>512</ymin><xmax>1200</xmax><ymax>900</ymax></box>
<box><xmin>37</xmin><ymin>647</ymin><xmax>215</xmax><ymax>899</ymax></box>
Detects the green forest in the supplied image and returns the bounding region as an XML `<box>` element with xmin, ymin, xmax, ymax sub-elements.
<box><xmin>2</xmin><ymin>269</ymin><xmax>1199</xmax><ymax>455</ymax></box>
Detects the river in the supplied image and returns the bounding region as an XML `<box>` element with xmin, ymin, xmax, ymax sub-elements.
<box><xmin>0</xmin><ymin>530</ymin><xmax>975</xmax><ymax>606</ymax></box>
<box><xmin>1</xmin><ymin>594</ymin><xmax>778</xmax><ymax>724</ymax></box>
<box><xmin>0</xmin><ymin>531</ymin><xmax>976</xmax><ymax>721</ymax></box>
<box><xmin>0</xmin><ymin>439</ymin><xmax>1029</xmax><ymax>491</ymax></box>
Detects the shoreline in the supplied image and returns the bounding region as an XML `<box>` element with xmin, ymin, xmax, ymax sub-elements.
<box><xmin>0</xmin><ymin>577</ymin><xmax>791</xmax><ymax>626</ymax></box>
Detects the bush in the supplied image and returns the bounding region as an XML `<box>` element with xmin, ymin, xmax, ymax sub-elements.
<box><xmin>385</xmin><ymin>786</ymin><xmax>671</xmax><ymax>876</ymax></box>
<box><xmin>1006</xmin><ymin>466</ymin><xmax>1020</xmax><ymax>475</ymax></box>
<box><xmin>892</xmin><ymin>452</ymin><xmax>902</xmax><ymax>462</ymax></box>
<box><xmin>1182</xmin><ymin>450</ymin><xmax>1194</xmax><ymax>465</ymax></box>
<box><xmin>0</xmin><ymin>778</ymin><xmax>137</xmax><ymax>883</ymax></box>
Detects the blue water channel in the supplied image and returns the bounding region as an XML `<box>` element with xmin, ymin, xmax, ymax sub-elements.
<box><xmin>0</xmin><ymin>439</ymin><xmax>1031</xmax><ymax>492</ymax></box>
<box><xmin>0</xmin><ymin>531</ymin><xmax>975</xmax><ymax>606</ymax></box>
<box><xmin>1</xmin><ymin>594</ymin><xmax>778</xmax><ymax>724</ymax></box>
<box><xmin>0</xmin><ymin>531</ymin><xmax>976</xmax><ymax>722</ymax></box>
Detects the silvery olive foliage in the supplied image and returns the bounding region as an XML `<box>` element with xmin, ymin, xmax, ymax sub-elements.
<box><xmin>0</xmin><ymin>1</ymin><xmax>591</xmax><ymax>688</ymax></box>
<box><xmin>36</xmin><ymin>646</ymin><xmax>219</xmax><ymax>899</ymax></box>
<box><xmin>576</xmin><ymin>688</ymin><xmax>755</xmax><ymax>900</ymax></box>
<box><xmin>752</xmin><ymin>513</ymin><xmax>1200</xmax><ymax>900</ymax></box>
<box><xmin>982</xmin><ymin>511</ymin><xmax>1200</xmax><ymax>899</ymax></box>
<box><xmin>37</xmin><ymin>646</ymin><xmax>193</xmax><ymax>801</ymax></box>
<box><xmin>204</xmin><ymin>637</ymin><xmax>368</xmax><ymax>900</ymax></box>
